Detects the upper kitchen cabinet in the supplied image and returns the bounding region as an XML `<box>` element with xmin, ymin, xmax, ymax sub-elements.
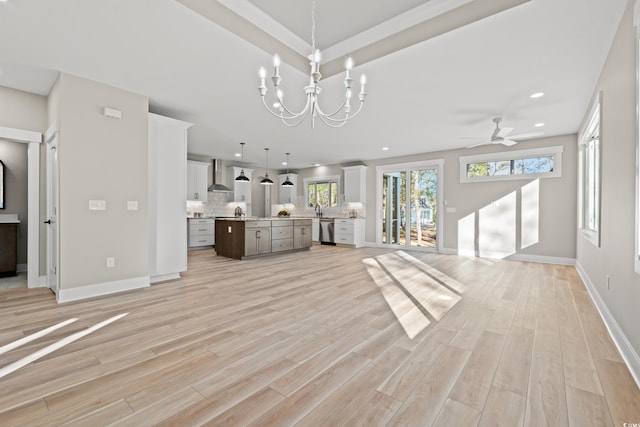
<box><xmin>148</xmin><ymin>113</ymin><xmax>191</xmax><ymax>282</ymax></box>
<box><xmin>187</xmin><ymin>160</ymin><xmax>209</xmax><ymax>202</ymax></box>
<box><xmin>343</xmin><ymin>165</ymin><xmax>367</xmax><ymax>204</ymax></box>
<box><xmin>228</xmin><ymin>166</ymin><xmax>253</xmax><ymax>216</ymax></box>
<box><xmin>278</xmin><ymin>173</ymin><xmax>298</xmax><ymax>204</ymax></box>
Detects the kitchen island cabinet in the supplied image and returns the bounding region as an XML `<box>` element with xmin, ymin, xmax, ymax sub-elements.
<box><xmin>215</xmin><ymin>218</ymin><xmax>311</xmax><ymax>260</ymax></box>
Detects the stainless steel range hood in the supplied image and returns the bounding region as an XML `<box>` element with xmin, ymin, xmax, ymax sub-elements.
<box><xmin>207</xmin><ymin>159</ymin><xmax>232</xmax><ymax>192</ymax></box>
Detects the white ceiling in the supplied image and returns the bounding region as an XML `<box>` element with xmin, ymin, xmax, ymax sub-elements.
<box><xmin>0</xmin><ymin>0</ymin><xmax>628</xmax><ymax>170</ymax></box>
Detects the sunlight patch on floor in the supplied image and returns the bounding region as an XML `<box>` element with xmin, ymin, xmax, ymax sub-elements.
<box><xmin>363</xmin><ymin>251</ymin><xmax>464</xmax><ymax>339</ymax></box>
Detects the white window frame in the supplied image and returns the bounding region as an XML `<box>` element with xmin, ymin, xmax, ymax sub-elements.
<box><xmin>578</xmin><ymin>92</ymin><xmax>602</xmax><ymax>248</ymax></box>
<box><xmin>303</xmin><ymin>175</ymin><xmax>341</xmax><ymax>209</ymax></box>
<box><xmin>459</xmin><ymin>145</ymin><xmax>563</xmax><ymax>183</ymax></box>
<box><xmin>635</xmin><ymin>0</ymin><xmax>640</xmax><ymax>273</ymax></box>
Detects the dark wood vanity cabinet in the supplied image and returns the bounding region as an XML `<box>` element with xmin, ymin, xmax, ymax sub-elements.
<box><xmin>0</xmin><ymin>223</ymin><xmax>18</xmax><ymax>277</ymax></box>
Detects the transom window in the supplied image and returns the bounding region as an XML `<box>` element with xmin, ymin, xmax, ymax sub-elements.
<box><xmin>460</xmin><ymin>146</ymin><xmax>563</xmax><ymax>183</ymax></box>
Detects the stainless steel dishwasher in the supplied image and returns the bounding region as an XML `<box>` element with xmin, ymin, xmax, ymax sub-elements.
<box><xmin>319</xmin><ymin>218</ymin><xmax>335</xmax><ymax>245</ymax></box>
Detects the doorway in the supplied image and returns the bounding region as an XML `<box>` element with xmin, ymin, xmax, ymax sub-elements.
<box><xmin>377</xmin><ymin>160</ymin><xmax>443</xmax><ymax>251</ymax></box>
<box><xmin>0</xmin><ymin>127</ymin><xmax>42</xmax><ymax>288</ymax></box>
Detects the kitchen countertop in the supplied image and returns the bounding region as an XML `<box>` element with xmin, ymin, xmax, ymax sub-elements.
<box><xmin>0</xmin><ymin>214</ymin><xmax>20</xmax><ymax>224</ymax></box>
<box><xmin>215</xmin><ymin>217</ymin><xmax>312</xmax><ymax>221</ymax></box>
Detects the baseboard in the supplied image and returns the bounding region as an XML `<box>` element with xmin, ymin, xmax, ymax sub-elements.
<box><xmin>440</xmin><ymin>247</ymin><xmax>459</xmax><ymax>255</ymax></box>
<box><xmin>57</xmin><ymin>276</ymin><xmax>150</xmax><ymax>303</ymax></box>
<box><xmin>150</xmin><ymin>273</ymin><xmax>181</xmax><ymax>284</ymax></box>
<box><xmin>16</xmin><ymin>263</ymin><xmax>27</xmax><ymax>273</ymax></box>
<box><xmin>575</xmin><ymin>261</ymin><xmax>640</xmax><ymax>390</ymax></box>
<box><xmin>505</xmin><ymin>253</ymin><xmax>576</xmax><ymax>265</ymax></box>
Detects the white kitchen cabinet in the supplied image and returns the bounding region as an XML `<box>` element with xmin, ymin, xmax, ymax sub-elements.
<box><xmin>187</xmin><ymin>160</ymin><xmax>209</xmax><ymax>202</ymax></box>
<box><xmin>148</xmin><ymin>113</ymin><xmax>191</xmax><ymax>282</ymax></box>
<box><xmin>278</xmin><ymin>173</ymin><xmax>298</xmax><ymax>204</ymax></box>
<box><xmin>188</xmin><ymin>218</ymin><xmax>214</xmax><ymax>248</ymax></box>
<box><xmin>228</xmin><ymin>166</ymin><xmax>253</xmax><ymax>216</ymax></box>
<box><xmin>334</xmin><ymin>218</ymin><xmax>365</xmax><ymax>247</ymax></box>
<box><xmin>343</xmin><ymin>165</ymin><xmax>367</xmax><ymax>204</ymax></box>
<box><xmin>312</xmin><ymin>217</ymin><xmax>319</xmax><ymax>242</ymax></box>
<box><xmin>293</xmin><ymin>219</ymin><xmax>313</xmax><ymax>249</ymax></box>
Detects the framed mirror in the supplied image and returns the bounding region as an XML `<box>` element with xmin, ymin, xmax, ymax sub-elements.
<box><xmin>0</xmin><ymin>160</ymin><xmax>4</xmax><ymax>209</ymax></box>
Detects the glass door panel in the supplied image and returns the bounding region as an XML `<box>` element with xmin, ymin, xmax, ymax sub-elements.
<box><xmin>382</xmin><ymin>172</ymin><xmax>403</xmax><ymax>244</ymax></box>
<box><xmin>410</xmin><ymin>169</ymin><xmax>437</xmax><ymax>248</ymax></box>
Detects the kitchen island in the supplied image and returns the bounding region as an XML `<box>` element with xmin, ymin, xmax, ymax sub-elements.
<box><xmin>215</xmin><ymin>218</ymin><xmax>312</xmax><ymax>260</ymax></box>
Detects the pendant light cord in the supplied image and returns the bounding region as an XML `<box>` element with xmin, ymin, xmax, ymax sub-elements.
<box><xmin>311</xmin><ymin>0</ymin><xmax>317</xmax><ymax>53</ymax></box>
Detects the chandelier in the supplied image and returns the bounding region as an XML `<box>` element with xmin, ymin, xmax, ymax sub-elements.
<box><xmin>257</xmin><ymin>0</ymin><xmax>367</xmax><ymax>129</ymax></box>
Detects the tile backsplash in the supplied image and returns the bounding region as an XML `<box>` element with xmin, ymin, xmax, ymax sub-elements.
<box><xmin>187</xmin><ymin>192</ymin><xmax>246</xmax><ymax>218</ymax></box>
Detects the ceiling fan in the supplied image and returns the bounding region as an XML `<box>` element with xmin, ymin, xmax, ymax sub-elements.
<box><xmin>464</xmin><ymin>117</ymin><xmax>543</xmax><ymax>148</ymax></box>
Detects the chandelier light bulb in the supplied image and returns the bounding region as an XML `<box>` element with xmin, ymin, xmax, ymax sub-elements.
<box><xmin>259</xmin><ymin>67</ymin><xmax>266</xmax><ymax>78</ymax></box>
<box><xmin>346</xmin><ymin>57</ymin><xmax>353</xmax><ymax>70</ymax></box>
<box><xmin>273</xmin><ymin>54</ymin><xmax>281</xmax><ymax>67</ymax></box>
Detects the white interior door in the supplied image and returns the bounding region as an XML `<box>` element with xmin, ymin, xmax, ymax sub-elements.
<box><xmin>46</xmin><ymin>132</ymin><xmax>59</xmax><ymax>294</ymax></box>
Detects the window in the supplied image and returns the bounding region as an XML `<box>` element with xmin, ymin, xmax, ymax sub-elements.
<box><xmin>460</xmin><ymin>146</ymin><xmax>563</xmax><ymax>183</ymax></box>
<box><xmin>578</xmin><ymin>92</ymin><xmax>601</xmax><ymax>247</ymax></box>
<box><xmin>304</xmin><ymin>176</ymin><xmax>340</xmax><ymax>208</ymax></box>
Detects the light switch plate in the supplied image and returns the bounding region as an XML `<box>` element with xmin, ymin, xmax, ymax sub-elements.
<box><xmin>446</xmin><ymin>207</ymin><xmax>456</xmax><ymax>213</ymax></box>
<box><xmin>89</xmin><ymin>200</ymin><xmax>106</xmax><ymax>211</ymax></box>
<box><xmin>127</xmin><ymin>200</ymin><xmax>138</xmax><ymax>211</ymax></box>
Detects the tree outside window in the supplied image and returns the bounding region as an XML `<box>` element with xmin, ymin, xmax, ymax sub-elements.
<box><xmin>308</xmin><ymin>181</ymin><xmax>338</xmax><ymax>208</ymax></box>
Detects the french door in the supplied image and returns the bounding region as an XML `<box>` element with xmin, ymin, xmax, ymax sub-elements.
<box><xmin>377</xmin><ymin>160</ymin><xmax>443</xmax><ymax>251</ymax></box>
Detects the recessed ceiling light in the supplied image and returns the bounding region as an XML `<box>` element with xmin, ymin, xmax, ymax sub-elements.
<box><xmin>530</xmin><ymin>92</ymin><xmax>544</xmax><ymax>99</ymax></box>
<box><xmin>534</xmin><ymin>122</ymin><xmax>545</xmax><ymax>127</ymax></box>
<box><xmin>234</xmin><ymin>153</ymin><xmax>241</xmax><ymax>157</ymax></box>
<box><xmin>382</xmin><ymin>147</ymin><xmax>389</xmax><ymax>151</ymax></box>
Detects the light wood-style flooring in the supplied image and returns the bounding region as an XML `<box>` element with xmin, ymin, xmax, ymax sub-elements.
<box><xmin>0</xmin><ymin>245</ymin><xmax>639</xmax><ymax>426</ymax></box>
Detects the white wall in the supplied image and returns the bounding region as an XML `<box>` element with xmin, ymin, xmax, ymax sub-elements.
<box><xmin>576</xmin><ymin>0</ymin><xmax>640</xmax><ymax>366</ymax></box>
<box><xmin>51</xmin><ymin>73</ymin><xmax>149</xmax><ymax>292</ymax></box>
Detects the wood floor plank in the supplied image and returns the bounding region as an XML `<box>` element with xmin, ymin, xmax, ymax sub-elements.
<box><xmin>478</xmin><ymin>386</ymin><xmax>526</xmax><ymax>427</ymax></box>
<box><xmin>448</xmin><ymin>330</ymin><xmax>506</xmax><ymax>411</ymax></box>
<box><xmin>0</xmin><ymin>246</ymin><xmax>636</xmax><ymax>426</ymax></box>
<box><xmin>492</xmin><ymin>326</ymin><xmax>534</xmax><ymax>396</ymax></box>
<box><xmin>594</xmin><ymin>357</ymin><xmax>640</xmax><ymax>426</ymax></box>
<box><xmin>388</xmin><ymin>345</ymin><xmax>471</xmax><ymax>426</ymax></box>
<box><xmin>565</xmin><ymin>385</ymin><xmax>615</xmax><ymax>427</ymax></box>
<box><xmin>340</xmin><ymin>390</ymin><xmax>403</xmax><ymax>427</ymax></box>
<box><xmin>295</xmin><ymin>345</ymin><xmax>411</xmax><ymax>426</ymax></box>
<box><xmin>524</xmin><ymin>356</ymin><xmax>569</xmax><ymax>427</ymax></box>
<box><xmin>432</xmin><ymin>398</ymin><xmax>481</xmax><ymax>426</ymax></box>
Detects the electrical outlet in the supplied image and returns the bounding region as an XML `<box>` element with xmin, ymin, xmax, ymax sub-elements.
<box><xmin>106</xmin><ymin>257</ymin><xmax>115</xmax><ymax>268</ymax></box>
<box><xmin>606</xmin><ymin>275</ymin><xmax>610</xmax><ymax>290</ymax></box>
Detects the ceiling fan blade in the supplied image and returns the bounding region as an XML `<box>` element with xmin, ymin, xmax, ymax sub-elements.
<box><xmin>496</xmin><ymin>127</ymin><xmax>514</xmax><ymax>138</ymax></box>
<box><xmin>466</xmin><ymin>141</ymin><xmax>492</xmax><ymax>148</ymax></box>
<box><xmin>501</xmin><ymin>139</ymin><xmax>518</xmax><ymax>146</ymax></box>
<box><xmin>509</xmin><ymin>131</ymin><xmax>544</xmax><ymax>140</ymax></box>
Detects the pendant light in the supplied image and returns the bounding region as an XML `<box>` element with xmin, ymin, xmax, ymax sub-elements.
<box><xmin>282</xmin><ymin>153</ymin><xmax>294</xmax><ymax>187</ymax></box>
<box><xmin>260</xmin><ymin>148</ymin><xmax>274</xmax><ymax>185</ymax></box>
<box><xmin>235</xmin><ymin>142</ymin><xmax>250</xmax><ymax>182</ymax></box>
